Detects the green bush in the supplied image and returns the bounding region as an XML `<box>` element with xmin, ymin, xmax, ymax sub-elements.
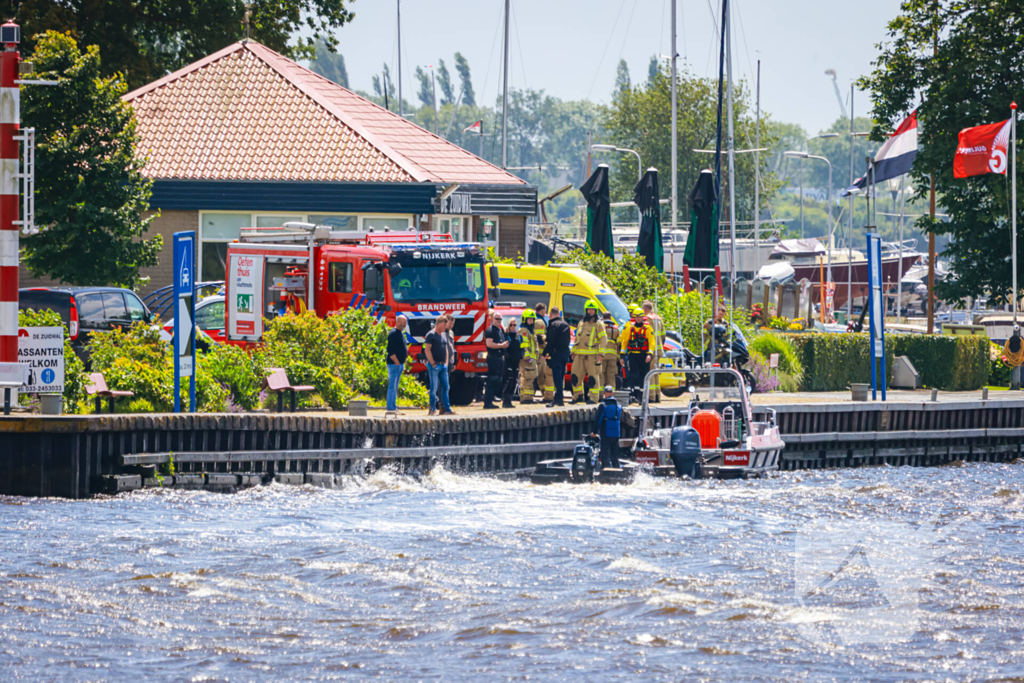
<box><xmin>656</xmin><ymin>290</ymin><xmax>755</xmax><ymax>354</ymax></box>
<box><xmin>553</xmin><ymin>247</ymin><xmax>672</xmax><ymax>305</ymax></box>
<box><xmin>790</xmin><ymin>334</ymin><xmax>895</xmax><ymax>391</ymax></box>
<box><xmin>888</xmin><ymin>334</ymin><xmax>989</xmax><ymax>391</ymax></box>
<box><xmin>201</xmin><ymin>342</ymin><xmax>265</xmax><ymax>410</ymax></box>
<box><xmin>749</xmin><ymin>332</ymin><xmax>804</xmax><ymax>380</ymax></box>
<box><xmin>18</xmin><ymin>307</ymin><xmax>88</xmax><ymax>413</ymax></box>
<box><xmin>86</xmin><ymin>322</ymin><xmax>229</xmax><ymax>412</ymax></box>
<box><xmin>792</xmin><ymin>333</ymin><xmax>990</xmax><ymax>392</ymax></box>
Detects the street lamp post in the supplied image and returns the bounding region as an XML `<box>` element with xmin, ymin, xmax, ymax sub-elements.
<box><xmin>786</xmin><ymin>151</ymin><xmax>834</xmax><ymax>295</ymax></box>
<box><xmin>591</xmin><ymin>144</ymin><xmax>643</xmax><ymax>225</ymax></box>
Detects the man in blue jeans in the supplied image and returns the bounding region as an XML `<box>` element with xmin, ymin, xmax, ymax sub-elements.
<box><xmin>424</xmin><ymin>317</ymin><xmax>453</xmax><ymax>416</ymax></box>
<box><xmin>385</xmin><ymin>315</ymin><xmax>408</xmax><ymax>415</ymax></box>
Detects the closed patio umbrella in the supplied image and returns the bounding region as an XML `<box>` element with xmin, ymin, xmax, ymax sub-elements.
<box><xmin>633</xmin><ymin>168</ymin><xmax>664</xmax><ymax>272</ymax></box>
<box><xmin>580</xmin><ymin>164</ymin><xmax>614</xmax><ymax>259</ymax></box>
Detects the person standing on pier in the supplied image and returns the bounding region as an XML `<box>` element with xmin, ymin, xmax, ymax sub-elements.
<box><xmin>620</xmin><ymin>307</ymin><xmax>655</xmax><ymax>404</ymax></box>
<box><xmin>543</xmin><ymin>308</ymin><xmax>572</xmax><ymax>407</ymax></box>
<box><xmin>424</xmin><ymin>317</ymin><xmax>453</xmax><ymax>416</ymax></box>
<box><xmin>483</xmin><ymin>312</ymin><xmax>509</xmax><ymax>409</ymax></box>
<box><xmin>600</xmin><ymin>311</ymin><xmax>621</xmax><ymax>391</ymax></box>
<box><xmin>518</xmin><ymin>309</ymin><xmax>541</xmax><ymax>403</ymax></box>
<box><xmin>386</xmin><ymin>315</ymin><xmax>409</xmax><ymax>415</ymax></box>
<box><xmin>570</xmin><ymin>300</ymin><xmax>607</xmax><ymax>404</ymax></box>
<box><xmin>502</xmin><ymin>316</ymin><xmax>522</xmax><ymax>408</ymax></box>
<box><xmin>643</xmin><ymin>301</ymin><xmax>666</xmax><ymax>403</ymax></box>
<box><xmin>533</xmin><ymin>303</ymin><xmax>553</xmax><ymax>403</ymax></box>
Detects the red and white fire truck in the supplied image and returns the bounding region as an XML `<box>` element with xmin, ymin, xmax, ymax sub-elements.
<box><xmin>224</xmin><ymin>224</ymin><xmax>499</xmax><ymax>404</ymax></box>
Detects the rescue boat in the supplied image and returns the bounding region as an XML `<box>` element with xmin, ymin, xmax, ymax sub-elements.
<box><xmin>630</xmin><ymin>367</ymin><xmax>785</xmax><ymax>479</ymax></box>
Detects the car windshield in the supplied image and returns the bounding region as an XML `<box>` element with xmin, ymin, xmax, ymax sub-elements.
<box><xmin>597</xmin><ymin>294</ymin><xmax>629</xmax><ymax>326</ymax></box>
<box><xmin>391</xmin><ymin>262</ymin><xmax>485</xmax><ymax>302</ymax></box>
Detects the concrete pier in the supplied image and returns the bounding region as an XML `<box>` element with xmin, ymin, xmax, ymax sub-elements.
<box><xmin>3</xmin><ymin>392</ymin><xmax>1024</xmax><ymax>498</ymax></box>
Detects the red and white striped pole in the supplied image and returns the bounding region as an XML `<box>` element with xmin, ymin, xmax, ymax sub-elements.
<box><xmin>0</xmin><ymin>22</ymin><xmax>18</xmax><ymax>366</ymax></box>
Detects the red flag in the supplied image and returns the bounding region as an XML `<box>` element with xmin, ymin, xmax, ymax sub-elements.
<box><xmin>954</xmin><ymin>118</ymin><xmax>1011</xmax><ymax>178</ymax></box>
<box><xmin>463</xmin><ymin>120</ymin><xmax>482</xmax><ymax>134</ymax></box>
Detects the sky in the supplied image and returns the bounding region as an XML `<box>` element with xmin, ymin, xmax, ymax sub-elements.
<box><xmin>330</xmin><ymin>0</ymin><xmax>903</xmax><ymax>136</ymax></box>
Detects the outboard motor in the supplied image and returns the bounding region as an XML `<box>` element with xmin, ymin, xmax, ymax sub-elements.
<box><xmin>670</xmin><ymin>426</ymin><xmax>703</xmax><ymax>478</ymax></box>
<box><xmin>571</xmin><ymin>434</ymin><xmax>602</xmax><ymax>483</ymax></box>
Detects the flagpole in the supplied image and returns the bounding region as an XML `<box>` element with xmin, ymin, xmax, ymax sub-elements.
<box><xmin>670</xmin><ymin>0</ymin><xmax>677</xmax><ymax>230</ymax></box>
<box><xmin>1012</xmin><ymin>101</ymin><xmax>1018</xmax><ymax>324</ymax></box>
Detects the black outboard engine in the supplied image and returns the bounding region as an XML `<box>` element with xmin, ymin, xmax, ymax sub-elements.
<box><xmin>571</xmin><ymin>434</ymin><xmax>602</xmax><ymax>483</ymax></box>
<box><xmin>670</xmin><ymin>426</ymin><xmax>703</xmax><ymax>478</ymax></box>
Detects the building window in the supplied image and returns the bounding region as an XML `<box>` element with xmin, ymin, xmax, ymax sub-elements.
<box><xmin>200</xmin><ymin>213</ymin><xmax>251</xmax><ymax>281</ymax></box>
<box><xmin>310</xmin><ymin>214</ymin><xmax>357</xmax><ymax>230</ymax></box>
<box><xmin>475</xmin><ymin>216</ymin><xmax>499</xmax><ymax>247</ymax></box>
<box><xmin>255</xmin><ymin>214</ymin><xmax>304</xmax><ymax>228</ymax></box>
<box><xmin>363</xmin><ymin>216</ymin><xmax>411</xmax><ymax>231</ymax></box>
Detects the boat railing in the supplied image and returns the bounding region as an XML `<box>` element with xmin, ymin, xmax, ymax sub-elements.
<box><xmin>721</xmin><ymin>406</ymin><xmax>739</xmax><ymax>443</ymax></box>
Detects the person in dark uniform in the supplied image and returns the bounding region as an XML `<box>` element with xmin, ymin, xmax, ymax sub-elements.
<box><xmin>542</xmin><ymin>307</ymin><xmax>572</xmax><ymax>407</ymax></box>
<box><xmin>502</xmin><ymin>317</ymin><xmax>522</xmax><ymax>408</ymax></box>
<box><xmin>483</xmin><ymin>312</ymin><xmax>509</xmax><ymax>409</ymax></box>
<box><xmin>590</xmin><ymin>386</ymin><xmax>622</xmax><ymax>469</ymax></box>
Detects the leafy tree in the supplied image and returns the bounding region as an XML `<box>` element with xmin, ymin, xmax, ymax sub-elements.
<box><xmin>614</xmin><ymin>59</ymin><xmax>631</xmax><ymax>97</ymax></box>
<box><xmin>859</xmin><ymin>0</ymin><xmax>1024</xmax><ymax>304</ymax></box>
<box><xmin>0</xmin><ymin>0</ymin><xmax>355</xmax><ymax>90</ymax></box>
<box><xmin>308</xmin><ymin>39</ymin><xmax>349</xmax><ymax>87</ymax></box>
<box><xmin>437</xmin><ymin>59</ymin><xmax>454</xmax><ymax>105</ymax></box>
<box><xmin>455</xmin><ymin>52</ymin><xmax>475</xmax><ymax>106</ymax></box>
<box><xmin>414</xmin><ymin>66</ymin><xmax>434</xmax><ymax>108</ymax></box>
<box><xmin>603</xmin><ymin>62</ymin><xmax>780</xmax><ymax>226</ymax></box>
<box><xmin>647</xmin><ymin>56</ymin><xmax>659</xmax><ymax>85</ymax></box>
<box><xmin>21</xmin><ymin>32</ymin><xmax>160</xmax><ymax>289</ymax></box>
<box><xmin>372</xmin><ymin>64</ymin><xmax>397</xmax><ymax>108</ymax></box>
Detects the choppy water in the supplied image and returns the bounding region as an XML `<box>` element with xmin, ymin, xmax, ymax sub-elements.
<box><xmin>2</xmin><ymin>463</ymin><xmax>1024</xmax><ymax>682</ymax></box>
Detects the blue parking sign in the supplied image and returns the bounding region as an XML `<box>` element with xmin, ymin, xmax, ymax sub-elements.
<box><xmin>173</xmin><ymin>232</ymin><xmax>196</xmax><ymax>412</ymax></box>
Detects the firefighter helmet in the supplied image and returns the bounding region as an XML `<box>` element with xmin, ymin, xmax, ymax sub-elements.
<box><xmin>521</xmin><ymin>308</ymin><xmax>536</xmax><ymax>322</ymax></box>
<box><xmin>584</xmin><ymin>299</ymin><xmax>600</xmax><ymax>312</ymax></box>
<box><xmin>631</xmin><ymin>306</ymin><xmax>644</xmax><ymax>316</ymax></box>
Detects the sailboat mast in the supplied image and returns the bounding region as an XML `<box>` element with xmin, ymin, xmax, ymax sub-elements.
<box><xmin>670</xmin><ymin>0</ymin><xmax>678</xmax><ymax>230</ymax></box>
<box><xmin>754</xmin><ymin>59</ymin><xmax>761</xmax><ymax>276</ymax></box>
<box><xmin>397</xmin><ymin>0</ymin><xmax>403</xmax><ymax>117</ymax></box>
<box><xmin>725</xmin><ymin>0</ymin><xmax>736</xmax><ymax>287</ymax></box>
<box><xmin>502</xmin><ymin>0</ymin><xmax>510</xmax><ymax>168</ymax></box>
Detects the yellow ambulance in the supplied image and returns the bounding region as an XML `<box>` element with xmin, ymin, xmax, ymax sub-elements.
<box><xmin>493</xmin><ymin>263</ymin><xmax>629</xmax><ymax>326</ymax></box>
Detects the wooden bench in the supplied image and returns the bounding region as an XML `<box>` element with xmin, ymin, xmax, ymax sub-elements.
<box><xmin>263</xmin><ymin>368</ymin><xmax>315</xmax><ymax>412</ymax></box>
<box><xmin>86</xmin><ymin>373</ymin><xmax>135</xmax><ymax>414</ymax></box>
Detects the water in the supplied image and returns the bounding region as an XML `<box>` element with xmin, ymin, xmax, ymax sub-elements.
<box><xmin>2</xmin><ymin>463</ymin><xmax>1024</xmax><ymax>682</ymax></box>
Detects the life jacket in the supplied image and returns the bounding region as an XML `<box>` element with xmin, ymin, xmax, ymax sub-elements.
<box><xmin>626</xmin><ymin>323</ymin><xmax>651</xmax><ymax>353</ymax></box>
<box><xmin>601</xmin><ymin>400</ymin><xmax>622</xmax><ymax>438</ymax></box>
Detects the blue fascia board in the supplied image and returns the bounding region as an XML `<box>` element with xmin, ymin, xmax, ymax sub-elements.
<box><xmin>150</xmin><ymin>179</ymin><xmax>438</xmax><ymax>214</ymax></box>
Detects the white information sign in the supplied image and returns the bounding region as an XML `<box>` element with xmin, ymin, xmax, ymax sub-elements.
<box><xmin>228</xmin><ymin>253</ymin><xmax>264</xmax><ymax>340</ymax></box>
<box><xmin>17</xmin><ymin>326</ymin><xmax>65</xmax><ymax>394</ymax></box>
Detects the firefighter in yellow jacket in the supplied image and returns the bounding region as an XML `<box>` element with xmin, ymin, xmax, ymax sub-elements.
<box><xmin>571</xmin><ymin>299</ymin><xmax>607</xmax><ymax>404</ymax></box>
<box><xmin>518</xmin><ymin>309</ymin><xmax>541</xmax><ymax>403</ymax></box>
<box><xmin>533</xmin><ymin>305</ymin><xmax>554</xmax><ymax>401</ymax></box>
<box><xmin>643</xmin><ymin>301</ymin><xmax>665</xmax><ymax>402</ymax></box>
<box><xmin>599</xmin><ymin>311</ymin><xmax>621</xmax><ymax>391</ymax></box>
<box><xmin>619</xmin><ymin>306</ymin><xmax>657</xmax><ymax>403</ymax></box>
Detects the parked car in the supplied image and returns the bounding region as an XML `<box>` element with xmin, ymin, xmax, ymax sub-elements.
<box><xmin>18</xmin><ymin>287</ymin><xmax>154</xmax><ymax>364</ymax></box>
<box><xmin>159</xmin><ymin>295</ymin><xmax>226</xmax><ymax>345</ymax></box>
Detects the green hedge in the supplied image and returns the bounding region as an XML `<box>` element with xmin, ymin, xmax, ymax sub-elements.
<box><xmin>790</xmin><ymin>333</ymin><xmax>990</xmax><ymax>392</ymax></box>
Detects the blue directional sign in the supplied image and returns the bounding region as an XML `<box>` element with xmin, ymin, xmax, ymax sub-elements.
<box><xmin>173</xmin><ymin>231</ymin><xmax>196</xmax><ymax>412</ymax></box>
<box><xmin>866</xmin><ymin>233</ymin><xmax>887</xmax><ymax>401</ymax></box>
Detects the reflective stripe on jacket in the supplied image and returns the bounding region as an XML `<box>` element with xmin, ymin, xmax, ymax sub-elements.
<box><xmin>573</xmin><ymin>320</ymin><xmax>607</xmax><ymax>355</ymax></box>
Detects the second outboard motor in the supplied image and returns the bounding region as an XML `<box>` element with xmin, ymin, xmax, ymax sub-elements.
<box><xmin>670</xmin><ymin>426</ymin><xmax>703</xmax><ymax>478</ymax></box>
<box><xmin>571</xmin><ymin>435</ymin><xmax>602</xmax><ymax>483</ymax></box>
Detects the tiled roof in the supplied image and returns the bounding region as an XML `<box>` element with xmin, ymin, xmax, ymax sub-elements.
<box><xmin>125</xmin><ymin>42</ymin><xmax>526</xmax><ymax>186</ymax></box>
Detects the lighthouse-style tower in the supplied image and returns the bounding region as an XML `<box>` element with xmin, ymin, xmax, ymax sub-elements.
<box><xmin>0</xmin><ymin>21</ymin><xmax>19</xmax><ymax>368</ymax></box>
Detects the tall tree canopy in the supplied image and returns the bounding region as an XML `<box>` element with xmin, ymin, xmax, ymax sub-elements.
<box><xmin>603</xmin><ymin>62</ymin><xmax>779</xmax><ymax>225</ymax></box>
<box><xmin>21</xmin><ymin>32</ymin><xmax>160</xmax><ymax>288</ymax></box>
<box><xmin>454</xmin><ymin>52</ymin><xmax>475</xmax><ymax>106</ymax></box>
<box><xmin>308</xmin><ymin>39</ymin><xmax>349</xmax><ymax>87</ymax></box>
<box><xmin>437</xmin><ymin>59</ymin><xmax>454</xmax><ymax>105</ymax></box>
<box><xmin>861</xmin><ymin>0</ymin><xmax>1024</xmax><ymax>303</ymax></box>
<box><xmin>0</xmin><ymin>0</ymin><xmax>355</xmax><ymax>89</ymax></box>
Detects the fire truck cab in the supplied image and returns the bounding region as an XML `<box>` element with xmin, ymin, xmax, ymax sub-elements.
<box><xmin>224</xmin><ymin>224</ymin><xmax>499</xmax><ymax>405</ymax></box>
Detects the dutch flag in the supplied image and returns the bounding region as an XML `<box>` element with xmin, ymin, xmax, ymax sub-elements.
<box><xmin>845</xmin><ymin>110</ymin><xmax>918</xmax><ymax>195</ymax></box>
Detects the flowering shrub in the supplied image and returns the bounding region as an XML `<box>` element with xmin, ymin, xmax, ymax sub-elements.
<box><xmin>748</xmin><ymin>351</ymin><xmax>780</xmax><ymax>393</ymax></box>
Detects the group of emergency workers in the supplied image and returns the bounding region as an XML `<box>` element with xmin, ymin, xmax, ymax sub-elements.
<box><xmin>504</xmin><ymin>299</ymin><xmax>667</xmax><ymax>407</ymax></box>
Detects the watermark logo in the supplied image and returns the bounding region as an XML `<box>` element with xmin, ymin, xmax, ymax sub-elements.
<box><xmin>793</xmin><ymin>512</ymin><xmax>969</xmax><ymax>646</ymax></box>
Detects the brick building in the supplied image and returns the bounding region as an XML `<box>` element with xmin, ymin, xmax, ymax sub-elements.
<box><xmin>21</xmin><ymin>41</ymin><xmax>536</xmax><ymax>295</ymax></box>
